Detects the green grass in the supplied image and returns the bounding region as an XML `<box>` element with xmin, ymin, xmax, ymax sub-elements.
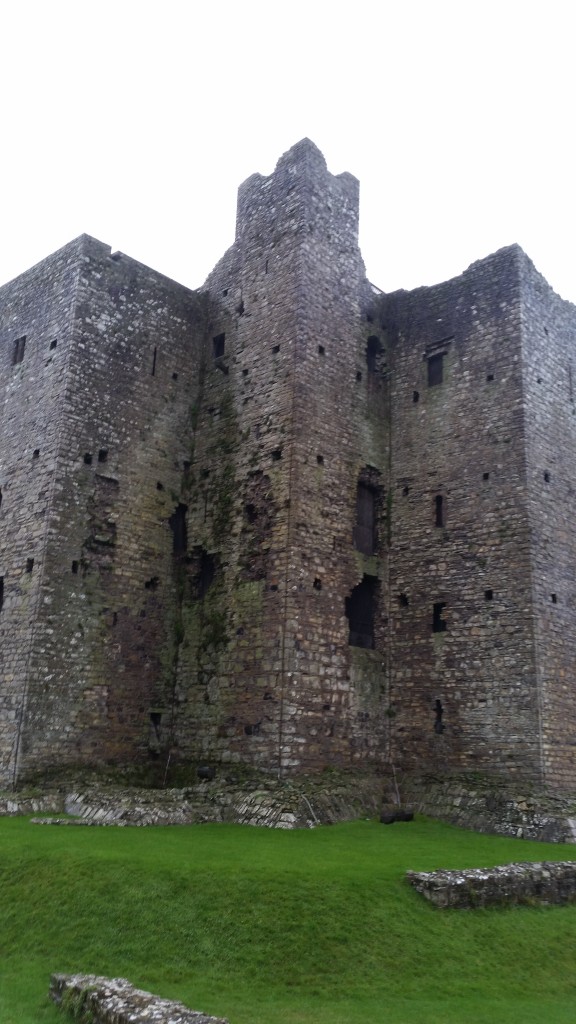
<box><xmin>1</xmin><ymin>815</ymin><xmax>576</xmax><ymax>1023</ymax></box>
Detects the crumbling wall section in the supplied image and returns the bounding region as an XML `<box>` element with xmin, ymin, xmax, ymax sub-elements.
<box><xmin>407</xmin><ymin>861</ymin><xmax>576</xmax><ymax>908</ymax></box>
<box><xmin>50</xmin><ymin>974</ymin><xmax>228</xmax><ymax>1024</ymax></box>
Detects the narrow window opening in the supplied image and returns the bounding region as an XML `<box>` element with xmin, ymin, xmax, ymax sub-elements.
<box><xmin>144</xmin><ymin>576</ymin><xmax>160</xmax><ymax>590</ymax></box>
<box><xmin>413</xmin><ymin>390</ymin><xmax>419</xmax><ymax>403</ymax></box>
<box><xmin>483</xmin><ymin>472</ymin><xmax>490</xmax><ymax>481</ymax></box>
<box><xmin>271</xmin><ymin>449</ymin><xmax>282</xmax><ymax>461</ymax></box>
<box><xmin>486</xmin><ymin>373</ymin><xmax>494</xmax><ymax>382</ymax></box>
<box><xmin>26</xmin><ymin>558</ymin><xmax>34</xmax><ymax>573</ymax></box>
<box><xmin>156</xmin><ymin>481</ymin><xmax>164</xmax><ymax>491</ymax></box>
<box><xmin>544</xmin><ymin>471</ymin><xmax>550</xmax><ymax>482</ymax></box>
<box><xmin>398</xmin><ymin>593</ymin><xmax>409</xmax><ymax>607</ymax></box>
<box><xmin>318</xmin><ymin>345</ymin><xmax>325</xmax><ymax>355</ymax></box>
<box><xmin>537</xmin><ymin>376</ymin><xmax>542</xmax><ymax>384</ymax></box>
<box><xmin>271</xmin><ymin>344</ymin><xmax>280</xmax><ymax>354</ymax></box>
<box><xmin>403</xmin><ymin>485</ymin><xmax>410</xmax><ymax>496</ymax></box>
<box><xmin>49</xmin><ymin>338</ymin><xmax>58</xmax><ymax>351</ymax></box>
<box><xmin>83</xmin><ymin>453</ymin><xmax>93</xmax><ymax>466</ymax></box>
<box><xmin>242</xmin><ymin>368</ymin><xmax>249</xmax><ymax>377</ymax></box>
<box><xmin>354</xmin><ymin>482</ymin><xmax>377</xmax><ymax>554</ymax></box>
<box><xmin>434</xmin><ymin>494</ymin><xmax>444</xmax><ymax>528</ymax></box>
<box><xmin>33</xmin><ymin>449</ymin><xmax>40</xmax><ymax>459</ymax></box>
<box><xmin>197</xmin><ymin>550</ymin><xmax>216</xmax><ymax>599</ymax></box>
<box><xmin>244</xmin><ymin>503</ymin><xmax>258</xmax><ymax>524</ymax></box>
<box><xmin>71</xmin><ymin>561</ymin><xmax>79</xmax><ymax>575</ymax></box>
<box><xmin>169</xmin><ymin>503</ymin><xmax>188</xmax><ymax>558</ymax></box>
<box><xmin>313</xmin><ymin>578</ymin><xmax>322</xmax><ymax>590</ymax></box>
<box><xmin>222</xmin><ymin>289</ymin><xmax>228</xmax><ymax>297</ymax></box>
<box><xmin>13</xmin><ymin>336</ymin><xmax>26</xmax><ymax>365</ymax></box>
<box><xmin>427</xmin><ymin>353</ymin><xmax>444</xmax><ymax>387</ymax></box>
<box><xmin>485</xmin><ymin>589</ymin><xmax>493</xmax><ymax>601</ymax></box>
<box><xmin>432</xmin><ymin>602</ymin><xmax>447</xmax><ymax>633</ymax></box>
<box><xmin>356</xmin><ymin>371</ymin><xmax>362</xmax><ymax>382</ymax></box>
<box><xmin>317</xmin><ymin>454</ymin><xmax>324</xmax><ymax>465</ymax></box>
<box><xmin>212</xmin><ymin>333</ymin><xmax>226</xmax><ymax>359</ymax></box>
<box><xmin>551</xmin><ymin>593</ymin><xmax>557</xmax><ymax>604</ymax></box>
<box><xmin>0</xmin><ymin>487</ymin><xmax>2</xmax><ymax>510</ymax></box>
<box><xmin>366</xmin><ymin>336</ymin><xmax>382</xmax><ymax>373</ymax></box>
<box><xmin>346</xmin><ymin>575</ymin><xmax>378</xmax><ymax>649</ymax></box>
<box><xmin>0</xmin><ymin>576</ymin><xmax>4</xmax><ymax>612</ymax></box>
<box><xmin>151</xmin><ymin>346</ymin><xmax>157</xmax><ymax>376</ymax></box>
<box><xmin>98</xmin><ymin>448</ymin><xmax>108</xmax><ymax>463</ymax></box>
<box><xmin>172</xmin><ymin>372</ymin><xmax>178</xmax><ymax>381</ymax></box>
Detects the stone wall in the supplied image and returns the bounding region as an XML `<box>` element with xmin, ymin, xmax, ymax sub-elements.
<box><xmin>376</xmin><ymin>246</ymin><xmax>541</xmax><ymax>782</ymax></box>
<box><xmin>519</xmin><ymin>254</ymin><xmax>576</xmax><ymax>791</ymax></box>
<box><xmin>0</xmin><ymin>237</ymin><xmax>207</xmax><ymax>785</ymax></box>
<box><xmin>50</xmin><ymin>974</ymin><xmax>228</xmax><ymax>1024</ymax></box>
<box><xmin>407</xmin><ymin>861</ymin><xmax>576</xmax><ymax>908</ymax></box>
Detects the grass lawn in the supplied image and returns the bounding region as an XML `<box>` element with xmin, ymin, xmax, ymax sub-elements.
<box><xmin>1</xmin><ymin>814</ymin><xmax>575</xmax><ymax>1024</ymax></box>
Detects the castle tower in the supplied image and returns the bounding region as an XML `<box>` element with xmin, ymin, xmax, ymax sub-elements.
<box><xmin>0</xmin><ymin>236</ymin><xmax>207</xmax><ymax>786</ymax></box>
<box><xmin>174</xmin><ymin>140</ymin><xmax>390</xmax><ymax>774</ymax></box>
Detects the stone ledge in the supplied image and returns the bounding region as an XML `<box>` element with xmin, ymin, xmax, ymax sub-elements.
<box><xmin>407</xmin><ymin>860</ymin><xmax>576</xmax><ymax>908</ymax></box>
<box><xmin>50</xmin><ymin>973</ymin><xmax>229</xmax><ymax>1024</ymax></box>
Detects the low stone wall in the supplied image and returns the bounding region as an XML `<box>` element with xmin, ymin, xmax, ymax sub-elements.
<box><xmin>391</xmin><ymin>771</ymin><xmax>576</xmax><ymax>844</ymax></box>
<box><xmin>50</xmin><ymin>973</ymin><xmax>228</xmax><ymax>1024</ymax></box>
<box><xmin>0</xmin><ymin>792</ymin><xmax>63</xmax><ymax>816</ymax></box>
<box><xmin>4</xmin><ymin>773</ymin><xmax>382</xmax><ymax>828</ymax></box>
<box><xmin>407</xmin><ymin>861</ymin><xmax>576</xmax><ymax>908</ymax></box>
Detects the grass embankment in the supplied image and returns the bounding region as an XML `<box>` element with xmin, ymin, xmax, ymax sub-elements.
<box><xmin>1</xmin><ymin>815</ymin><xmax>575</xmax><ymax>1024</ymax></box>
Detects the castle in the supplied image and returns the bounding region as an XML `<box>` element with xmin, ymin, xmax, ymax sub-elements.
<box><xmin>1</xmin><ymin>139</ymin><xmax>575</xmax><ymax>793</ymax></box>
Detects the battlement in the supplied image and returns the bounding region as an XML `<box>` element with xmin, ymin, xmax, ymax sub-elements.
<box><xmin>235</xmin><ymin>138</ymin><xmax>360</xmax><ymax>251</ymax></box>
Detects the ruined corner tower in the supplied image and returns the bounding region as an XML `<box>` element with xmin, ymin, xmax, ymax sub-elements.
<box><xmin>1</xmin><ymin>140</ymin><xmax>576</xmax><ymax>793</ymax></box>
<box><xmin>175</xmin><ymin>139</ymin><xmax>390</xmax><ymax>775</ymax></box>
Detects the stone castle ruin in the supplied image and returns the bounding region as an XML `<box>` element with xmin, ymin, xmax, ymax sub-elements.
<box><xmin>1</xmin><ymin>139</ymin><xmax>575</xmax><ymax>794</ymax></box>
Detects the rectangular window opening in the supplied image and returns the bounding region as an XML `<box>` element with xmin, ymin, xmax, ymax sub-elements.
<box><xmin>427</xmin><ymin>353</ymin><xmax>444</xmax><ymax>387</ymax></box>
<box><xmin>432</xmin><ymin>602</ymin><xmax>447</xmax><ymax>633</ymax></box>
<box><xmin>151</xmin><ymin>347</ymin><xmax>157</xmax><ymax>376</ymax></box>
<box><xmin>484</xmin><ymin>589</ymin><xmax>493</xmax><ymax>601</ymax></box>
<box><xmin>49</xmin><ymin>338</ymin><xmax>58</xmax><ymax>351</ymax></box>
<box><xmin>434</xmin><ymin>494</ymin><xmax>444</xmax><ymax>528</ymax></box>
<box><xmin>71</xmin><ymin>561</ymin><xmax>79</xmax><ymax>575</ymax></box>
<box><xmin>346</xmin><ymin>575</ymin><xmax>378</xmax><ymax>648</ymax></box>
<box><xmin>98</xmin><ymin>449</ymin><xmax>108</xmax><ymax>463</ymax></box>
<box><xmin>13</xmin><ymin>336</ymin><xmax>26</xmax><ymax>365</ymax></box>
<box><xmin>354</xmin><ymin>481</ymin><xmax>378</xmax><ymax>555</ymax></box>
<box><xmin>0</xmin><ymin>576</ymin><xmax>4</xmax><ymax>612</ymax></box>
<box><xmin>212</xmin><ymin>333</ymin><xmax>226</xmax><ymax>359</ymax></box>
<box><xmin>26</xmin><ymin>558</ymin><xmax>34</xmax><ymax>573</ymax></box>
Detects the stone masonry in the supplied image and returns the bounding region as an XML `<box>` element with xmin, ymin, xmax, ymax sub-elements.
<box><xmin>1</xmin><ymin>139</ymin><xmax>575</xmax><ymax>793</ymax></box>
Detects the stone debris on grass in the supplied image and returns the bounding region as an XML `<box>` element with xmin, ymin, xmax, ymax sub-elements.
<box><xmin>50</xmin><ymin>973</ymin><xmax>229</xmax><ymax>1024</ymax></box>
<box><xmin>407</xmin><ymin>860</ymin><xmax>576</xmax><ymax>908</ymax></box>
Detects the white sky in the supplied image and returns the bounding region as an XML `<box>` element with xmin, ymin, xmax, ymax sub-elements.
<box><xmin>1</xmin><ymin>1</ymin><xmax>575</xmax><ymax>303</ymax></box>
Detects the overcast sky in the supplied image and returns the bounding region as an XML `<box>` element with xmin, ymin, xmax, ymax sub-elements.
<box><xmin>2</xmin><ymin>1</ymin><xmax>575</xmax><ymax>304</ymax></box>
